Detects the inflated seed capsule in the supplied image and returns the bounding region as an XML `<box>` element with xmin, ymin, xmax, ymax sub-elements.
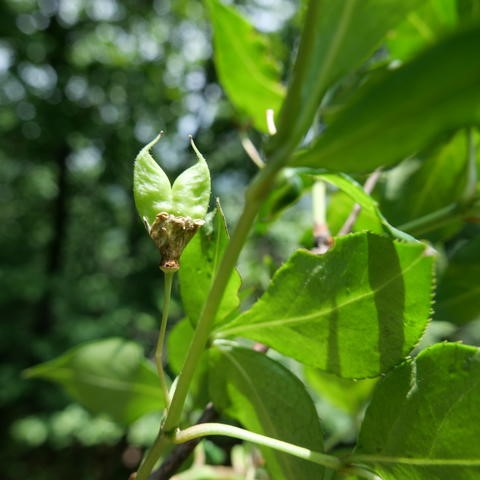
<box><xmin>133</xmin><ymin>133</ymin><xmax>211</xmax><ymax>272</ymax></box>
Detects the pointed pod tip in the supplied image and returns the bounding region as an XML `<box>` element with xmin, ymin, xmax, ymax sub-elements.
<box><xmin>189</xmin><ymin>136</ymin><xmax>206</xmax><ymax>163</ymax></box>
<box><xmin>140</xmin><ymin>131</ymin><xmax>164</xmax><ymax>156</ymax></box>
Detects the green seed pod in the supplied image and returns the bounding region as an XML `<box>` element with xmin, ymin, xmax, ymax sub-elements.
<box><xmin>133</xmin><ymin>133</ymin><xmax>211</xmax><ymax>272</ymax></box>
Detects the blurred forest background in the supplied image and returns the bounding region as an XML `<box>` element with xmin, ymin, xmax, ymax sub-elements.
<box><xmin>0</xmin><ymin>1</ymin><xmax>302</xmax><ymax>478</ymax></box>
<box><xmin>2</xmin><ymin>0</ymin><xmax>480</xmax><ymax>479</ymax></box>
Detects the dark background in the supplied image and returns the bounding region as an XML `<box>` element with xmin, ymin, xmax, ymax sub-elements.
<box><xmin>0</xmin><ymin>1</ymin><xmax>300</xmax><ymax>478</ymax></box>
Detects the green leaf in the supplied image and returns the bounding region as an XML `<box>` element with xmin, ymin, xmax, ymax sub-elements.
<box><xmin>304</xmin><ymin>368</ymin><xmax>376</xmax><ymax>415</ymax></box>
<box><xmin>269</xmin><ymin>0</ymin><xmax>422</xmax><ymax>156</ymax></box>
<box><xmin>354</xmin><ymin>342</ymin><xmax>480</xmax><ymax>479</ymax></box>
<box><xmin>436</xmin><ymin>236</ymin><xmax>480</xmax><ymax>325</ymax></box>
<box><xmin>216</xmin><ymin>232</ymin><xmax>434</xmax><ymax>378</ymax></box>
<box><xmin>134</xmin><ymin>133</ymin><xmax>172</xmax><ymax>225</ymax></box>
<box><xmin>379</xmin><ymin>131</ymin><xmax>471</xmax><ymax>239</ymax></box>
<box><xmin>387</xmin><ymin>0</ymin><xmax>458</xmax><ymax>61</ymax></box>
<box><xmin>25</xmin><ymin>338</ymin><xmax>164</xmax><ymax>425</ymax></box>
<box><xmin>291</xmin><ymin>26</ymin><xmax>480</xmax><ymax>173</ymax></box>
<box><xmin>205</xmin><ymin>0</ymin><xmax>284</xmax><ymax>133</ymax></box>
<box><xmin>209</xmin><ymin>344</ymin><xmax>325</xmax><ymax>480</ymax></box>
<box><xmin>179</xmin><ymin>201</ymin><xmax>241</xmax><ymax>327</ymax></box>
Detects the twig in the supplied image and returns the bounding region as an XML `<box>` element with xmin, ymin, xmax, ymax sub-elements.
<box><xmin>148</xmin><ymin>403</ymin><xmax>219</xmax><ymax>480</ymax></box>
<box><xmin>311</xmin><ymin>181</ymin><xmax>333</xmax><ymax>254</ymax></box>
<box><xmin>337</xmin><ymin>169</ymin><xmax>381</xmax><ymax>236</ymax></box>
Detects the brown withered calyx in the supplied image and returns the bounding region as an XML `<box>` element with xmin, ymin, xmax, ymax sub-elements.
<box><xmin>148</xmin><ymin>212</ymin><xmax>204</xmax><ymax>272</ymax></box>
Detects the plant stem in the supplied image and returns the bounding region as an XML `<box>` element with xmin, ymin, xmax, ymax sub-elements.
<box><xmin>163</xmin><ymin>160</ymin><xmax>282</xmax><ymax>433</ymax></box>
<box><xmin>136</xmin><ymin>432</ymin><xmax>168</xmax><ymax>480</ymax></box>
<box><xmin>397</xmin><ymin>202</ymin><xmax>465</xmax><ymax>235</ymax></box>
<box><xmin>311</xmin><ymin>180</ymin><xmax>332</xmax><ymax>254</ymax></box>
<box><xmin>174</xmin><ymin>422</ymin><xmax>342</xmax><ymax>471</ymax></box>
<box><xmin>155</xmin><ymin>271</ymin><xmax>174</xmax><ymax>406</ymax></box>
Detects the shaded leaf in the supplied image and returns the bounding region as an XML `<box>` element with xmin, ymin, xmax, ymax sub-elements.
<box><xmin>25</xmin><ymin>338</ymin><xmax>164</xmax><ymax>425</ymax></box>
<box><xmin>355</xmin><ymin>342</ymin><xmax>480</xmax><ymax>479</ymax></box>
<box><xmin>217</xmin><ymin>233</ymin><xmax>434</xmax><ymax>378</ymax></box>
<box><xmin>205</xmin><ymin>0</ymin><xmax>284</xmax><ymax>132</ymax></box>
<box><xmin>179</xmin><ymin>201</ymin><xmax>241</xmax><ymax>327</ymax></box>
<box><xmin>291</xmin><ymin>27</ymin><xmax>480</xmax><ymax>173</ymax></box>
<box><xmin>387</xmin><ymin>0</ymin><xmax>458</xmax><ymax>61</ymax></box>
<box><xmin>270</xmin><ymin>0</ymin><xmax>422</xmax><ymax>155</ymax></box>
<box><xmin>436</xmin><ymin>236</ymin><xmax>480</xmax><ymax>324</ymax></box>
<box><xmin>209</xmin><ymin>344</ymin><xmax>324</xmax><ymax>480</ymax></box>
<box><xmin>379</xmin><ymin>131</ymin><xmax>471</xmax><ymax>239</ymax></box>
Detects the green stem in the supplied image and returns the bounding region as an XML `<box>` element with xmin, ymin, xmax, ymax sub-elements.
<box><xmin>155</xmin><ymin>271</ymin><xmax>174</xmax><ymax>406</ymax></box>
<box><xmin>174</xmin><ymin>422</ymin><xmax>342</xmax><ymax>471</ymax></box>
<box><xmin>397</xmin><ymin>202</ymin><xmax>465</xmax><ymax>235</ymax></box>
<box><xmin>163</xmin><ymin>160</ymin><xmax>282</xmax><ymax>433</ymax></box>
<box><xmin>136</xmin><ymin>431</ymin><xmax>168</xmax><ymax>480</ymax></box>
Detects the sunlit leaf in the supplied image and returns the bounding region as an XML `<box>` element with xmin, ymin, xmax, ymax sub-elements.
<box><xmin>205</xmin><ymin>0</ymin><xmax>284</xmax><ymax>132</ymax></box>
<box><xmin>355</xmin><ymin>343</ymin><xmax>480</xmax><ymax>479</ymax></box>
<box><xmin>217</xmin><ymin>233</ymin><xmax>434</xmax><ymax>378</ymax></box>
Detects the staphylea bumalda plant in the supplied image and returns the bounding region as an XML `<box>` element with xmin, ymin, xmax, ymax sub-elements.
<box><xmin>27</xmin><ymin>1</ymin><xmax>480</xmax><ymax>479</ymax></box>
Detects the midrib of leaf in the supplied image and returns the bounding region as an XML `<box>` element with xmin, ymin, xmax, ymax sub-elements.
<box><xmin>352</xmin><ymin>455</ymin><xmax>480</xmax><ymax>466</ymax></box>
<box><xmin>314</xmin><ymin>0</ymin><xmax>357</xmax><ymax>97</ymax></box>
<box><xmin>42</xmin><ymin>368</ymin><xmax>163</xmax><ymax>398</ymax></box>
<box><xmin>408</xmin><ymin>12</ymin><xmax>435</xmax><ymax>41</ymax></box>
<box><xmin>218</xmin><ymin>251</ymin><xmax>425</xmax><ymax>336</ymax></box>
<box><xmin>223</xmin><ymin>350</ymin><xmax>296</xmax><ymax>479</ymax></box>
<box><xmin>215</xmin><ymin>15</ymin><xmax>284</xmax><ymax>98</ymax></box>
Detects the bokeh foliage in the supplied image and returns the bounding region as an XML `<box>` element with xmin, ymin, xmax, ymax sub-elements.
<box><xmin>2</xmin><ymin>0</ymin><xmax>480</xmax><ymax>479</ymax></box>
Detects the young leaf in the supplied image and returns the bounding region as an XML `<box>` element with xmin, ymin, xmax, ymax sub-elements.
<box><xmin>179</xmin><ymin>201</ymin><xmax>241</xmax><ymax>327</ymax></box>
<box><xmin>354</xmin><ymin>343</ymin><xmax>480</xmax><ymax>479</ymax></box>
<box><xmin>291</xmin><ymin>26</ymin><xmax>480</xmax><ymax>173</ymax></box>
<box><xmin>209</xmin><ymin>344</ymin><xmax>325</xmax><ymax>480</ymax></box>
<box><xmin>269</xmin><ymin>0</ymin><xmax>422</xmax><ymax>156</ymax></box>
<box><xmin>205</xmin><ymin>0</ymin><xmax>284</xmax><ymax>133</ymax></box>
<box><xmin>25</xmin><ymin>338</ymin><xmax>164</xmax><ymax>425</ymax></box>
<box><xmin>436</xmin><ymin>236</ymin><xmax>480</xmax><ymax>325</ymax></box>
<box><xmin>216</xmin><ymin>232</ymin><xmax>434</xmax><ymax>378</ymax></box>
